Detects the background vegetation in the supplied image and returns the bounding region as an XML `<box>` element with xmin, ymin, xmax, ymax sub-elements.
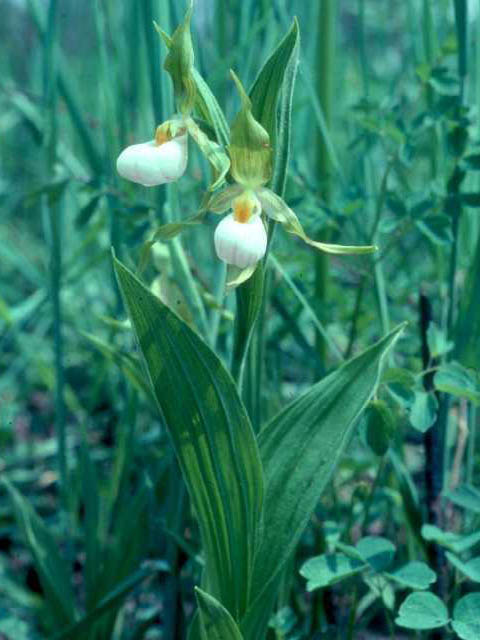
<box><xmin>1</xmin><ymin>0</ymin><xmax>480</xmax><ymax>638</ymax></box>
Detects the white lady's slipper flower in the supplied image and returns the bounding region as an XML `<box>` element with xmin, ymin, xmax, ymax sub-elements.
<box><xmin>116</xmin><ymin>124</ymin><xmax>188</xmax><ymax>187</ymax></box>
<box><xmin>214</xmin><ymin>191</ymin><xmax>267</xmax><ymax>268</ymax></box>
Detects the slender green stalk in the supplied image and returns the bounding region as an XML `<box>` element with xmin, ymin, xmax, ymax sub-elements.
<box><xmin>467</xmin><ymin>406</ymin><xmax>477</xmax><ymax>484</ymax></box>
<box><xmin>422</xmin><ymin>0</ymin><xmax>441</xmax><ymax>178</ymax></box>
<box><xmin>357</xmin><ymin>0</ymin><xmax>369</xmax><ymax>96</ymax></box>
<box><xmin>269</xmin><ymin>255</ymin><xmax>344</xmax><ymax>363</ymax></box>
<box><xmin>43</xmin><ymin>0</ymin><xmax>67</xmax><ymax>516</ymax></box>
<box><xmin>314</xmin><ymin>0</ymin><xmax>337</xmax><ymax>366</ymax></box>
<box><xmin>345</xmin><ymin>162</ymin><xmax>391</xmax><ymax>358</ymax></box>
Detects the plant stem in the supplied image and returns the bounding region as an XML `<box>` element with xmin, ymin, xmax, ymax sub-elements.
<box><xmin>43</xmin><ymin>0</ymin><xmax>68</xmax><ymax>517</ymax></box>
<box><xmin>361</xmin><ymin>455</ymin><xmax>387</xmax><ymax>535</ymax></box>
<box><xmin>314</xmin><ymin>0</ymin><xmax>336</xmax><ymax>367</ymax></box>
<box><xmin>419</xmin><ymin>293</ymin><xmax>447</xmax><ymax>598</ymax></box>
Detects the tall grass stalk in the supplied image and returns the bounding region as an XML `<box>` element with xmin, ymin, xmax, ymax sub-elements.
<box><xmin>42</xmin><ymin>0</ymin><xmax>68</xmax><ymax>521</ymax></box>
<box><xmin>313</xmin><ymin>0</ymin><xmax>337</xmax><ymax>367</ymax></box>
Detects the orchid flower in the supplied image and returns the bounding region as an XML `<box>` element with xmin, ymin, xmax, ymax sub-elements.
<box><xmin>116</xmin><ymin>5</ymin><xmax>229</xmax><ymax>191</ymax></box>
<box><xmin>147</xmin><ymin>70</ymin><xmax>376</xmax><ymax>290</ymax></box>
<box><xmin>116</xmin><ymin>119</ymin><xmax>188</xmax><ymax>187</ymax></box>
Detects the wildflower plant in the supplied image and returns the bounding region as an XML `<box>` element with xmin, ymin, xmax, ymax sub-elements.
<box><xmin>111</xmin><ymin>3</ymin><xmax>404</xmax><ymax>637</ymax></box>
<box><xmin>4</xmin><ymin>1</ymin><xmax>480</xmax><ymax>639</ymax></box>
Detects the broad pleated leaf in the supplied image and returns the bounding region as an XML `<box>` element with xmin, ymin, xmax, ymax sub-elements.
<box><xmin>241</xmin><ymin>325</ymin><xmax>404</xmax><ymax>637</ymax></box>
<box><xmin>196</xmin><ymin>589</ymin><xmax>244</xmax><ymax>640</ymax></box>
<box><xmin>113</xmin><ymin>255</ymin><xmax>263</xmax><ymax>620</ymax></box>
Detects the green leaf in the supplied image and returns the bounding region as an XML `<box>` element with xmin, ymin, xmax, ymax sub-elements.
<box><xmin>446</xmin><ymin>552</ymin><xmax>480</xmax><ymax>582</ymax></box>
<box><xmin>427</xmin><ymin>322</ymin><xmax>454</xmax><ymax>358</ymax></box>
<box><xmin>75</xmin><ymin>194</ymin><xmax>102</xmax><ymax>228</ymax></box>
<box><xmin>452</xmin><ymin>593</ymin><xmax>480</xmax><ymax>640</ymax></box>
<box><xmin>356</xmin><ymin>536</ymin><xmax>396</xmax><ymax>572</ymax></box>
<box><xmin>1</xmin><ymin>479</ymin><xmax>77</xmax><ymax>628</ymax></box>
<box><xmin>409</xmin><ymin>391</ymin><xmax>438</xmax><ymax>433</ymax></box>
<box><xmin>241</xmin><ymin>324</ymin><xmax>405</xmax><ymax>637</ymax></box>
<box><xmin>249</xmin><ymin>19</ymin><xmax>299</xmax><ymax>151</ymax></box>
<box><xmin>113</xmin><ymin>255</ymin><xmax>264</xmax><ymax>620</ymax></box>
<box><xmin>422</xmin><ymin>524</ymin><xmax>480</xmax><ymax>553</ymax></box>
<box><xmin>435</xmin><ymin>362</ymin><xmax>480</xmax><ymax>405</ymax></box>
<box><xmin>78</xmin><ymin>438</ymin><xmax>100</xmax><ymax>612</ymax></box>
<box><xmin>416</xmin><ymin>215</ymin><xmax>453</xmax><ymax>246</ymax></box>
<box><xmin>248</xmin><ymin>18</ymin><xmax>300</xmax><ymax>195</ymax></box>
<box><xmin>299</xmin><ymin>553</ymin><xmax>367</xmax><ymax>591</ymax></box>
<box><xmin>386</xmin><ymin>562</ymin><xmax>437</xmax><ymax>590</ymax></box>
<box><xmin>195</xmin><ymin>589</ymin><xmax>244</xmax><ymax>640</ymax></box>
<box><xmin>53</xmin><ymin>565</ymin><xmax>162</xmax><ymax>640</ymax></box>
<box><xmin>395</xmin><ymin>592</ymin><xmax>449</xmax><ymax>630</ymax></box>
<box><xmin>363</xmin><ymin>401</ymin><xmax>396</xmax><ymax>456</ymax></box>
<box><xmin>382</xmin><ymin>367</ymin><xmax>416</xmax><ymax>407</ymax></box>
<box><xmin>81</xmin><ymin>331</ymin><xmax>156</xmax><ymax>408</ymax></box>
<box><xmin>445</xmin><ymin>486</ymin><xmax>480</xmax><ymax>513</ymax></box>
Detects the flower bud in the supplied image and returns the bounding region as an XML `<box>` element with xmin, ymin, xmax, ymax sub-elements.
<box><xmin>116</xmin><ymin>133</ymin><xmax>188</xmax><ymax>187</ymax></box>
<box><xmin>214</xmin><ymin>213</ymin><xmax>267</xmax><ymax>268</ymax></box>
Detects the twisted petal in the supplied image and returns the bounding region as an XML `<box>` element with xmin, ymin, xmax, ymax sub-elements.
<box><xmin>258</xmin><ymin>188</ymin><xmax>377</xmax><ymax>255</ymax></box>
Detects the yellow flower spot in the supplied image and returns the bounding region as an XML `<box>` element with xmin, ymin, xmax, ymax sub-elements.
<box><xmin>155</xmin><ymin>123</ymin><xmax>172</xmax><ymax>146</ymax></box>
<box><xmin>232</xmin><ymin>191</ymin><xmax>260</xmax><ymax>224</ymax></box>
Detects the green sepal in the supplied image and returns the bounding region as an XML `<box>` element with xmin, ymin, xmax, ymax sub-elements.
<box><xmin>150</xmin><ymin>210</ymin><xmax>207</xmax><ymax>242</ymax></box>
<box><xmin>155</xmin><ymin>3</ymin><xmax>196</xmax><ymax>116</ymax></box>
<box><xmin>205</xmin><ymin>184</ymin><xmax>244</xmax><ymax>214</ymax></box>
<box><xmin>186</xmin><ymin>117</ymin><xmax>230</xmax><ymax>190</ymax></box>
<box><xmin>229</xmin><ymin>71</ymin><xmax>273</xmax><ymax>189</ymax></box>
<box><xmin>258</xmin><ymin>189</ymin><xmax>377</xmax><ymax>255</ymax></box>
<box><xmin>136</xmin><ymin>210</ymin><xmax>207</xmax><ymax>274</ymax></box>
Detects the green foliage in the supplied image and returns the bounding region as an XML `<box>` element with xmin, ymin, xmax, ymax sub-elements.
<box><xmin>114</xmin><ymin>255</ymin><xmax>263</xmax><ymax>621</ymax></box>
<box><xmin>395</xmin><ymin>591</ymin><xmax>449</xmax><ymax>630</ymax></box>
<box><xmin>195</xmin><ymin>589</ymin><xmax>244</xmax><ymax>640</ymax></box>
<box><xmin>2</xmin><ymin>0</ymin><xmax>480</xmax><ymax>638</ymax></box>
<box><xmin>452</xmin><ymin>593</ymin><xmax>480</xmax><ymax>640</ymax></box>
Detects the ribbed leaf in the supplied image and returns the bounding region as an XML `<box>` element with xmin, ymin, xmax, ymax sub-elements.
<box><xmin>234</xmin><ymin>20</ymin><xmax>300</xmax><ymax>398</ymax></box>
<box><xmin>1</xmin><ymin>479</ymin><xmax>76</xmax><ymax>628</ymax></box>
<box><xmin>113</xmin><ymin>255</ymin><xmax>264</xmax><ymax>620</ymax></box>
<box><xmin>249</xmin><ymin>19</ymin><xmax>300</xmax><ymax>148</ymax></box>
<box><xmin>241</xmin><ymin>325</ymin><xmax>405</xmax><ymax>638</ymax></box>
<box><xmin>196</xmin><ymin>589</ymin><xmax>244</xmax><ymax>640</ymax></box>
